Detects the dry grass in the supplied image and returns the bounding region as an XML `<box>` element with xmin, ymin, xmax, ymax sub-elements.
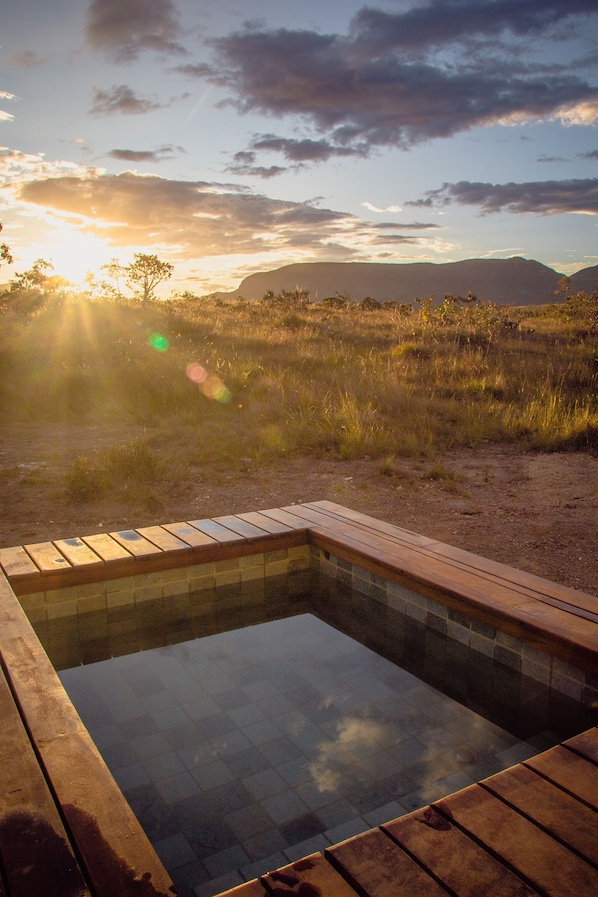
<box><xmin>0</xmin><ymin>292</ymin><xmax>596</xmax><ymax>503</ymax></box>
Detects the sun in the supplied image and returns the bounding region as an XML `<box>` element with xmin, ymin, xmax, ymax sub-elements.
<box><xmin>40</xmin><ymin>227</ymin><xmax>114</xmax><ymax>286</ymax></box>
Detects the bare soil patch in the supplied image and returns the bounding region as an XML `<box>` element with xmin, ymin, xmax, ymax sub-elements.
<box><xmin>1</xmin><ymin>423</ymin><xmax>596</xmax><ymax>597</ymax></box>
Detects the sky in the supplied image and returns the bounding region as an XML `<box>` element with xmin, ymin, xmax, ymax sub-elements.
<box><xmin>1</xmin><ymin>0</ymin><xmax>598</xmax><ymax>297</ymax></box>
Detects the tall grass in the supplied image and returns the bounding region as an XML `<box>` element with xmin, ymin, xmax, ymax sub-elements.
<box><xmin>1</xmin><ymin>292</ymin><xmax>596</xmax><ymax>502</ymax></box>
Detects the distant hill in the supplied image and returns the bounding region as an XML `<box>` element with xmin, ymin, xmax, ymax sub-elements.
<box><xmin>570</xmin><ymin>265</ymin><xmax>598</xmax><ymax>294</ymax></box>
<box><xmin>213</xmin><ymin>258</ymin><xmax>598</xmax><ymax>306</ymax></box>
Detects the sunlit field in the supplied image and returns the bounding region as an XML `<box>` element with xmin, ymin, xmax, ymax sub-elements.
<box><xmin>0</xmin><ymin>289</ymin><xmax>596</xmax><ymax>503</ymax></box>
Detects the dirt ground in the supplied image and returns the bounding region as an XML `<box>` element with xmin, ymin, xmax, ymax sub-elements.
<box><xmin>1</xmin><ymin>423</ymin><xmax>596</xmax><ymax>597</ymax></box>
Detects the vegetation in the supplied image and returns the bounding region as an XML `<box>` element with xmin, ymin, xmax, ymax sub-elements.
<box><xmin>0</xmin><ymin>281</ymin><xmax>596</xmax><ymax>504</ymax></box>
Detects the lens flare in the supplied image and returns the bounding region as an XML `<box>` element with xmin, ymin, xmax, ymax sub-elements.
<box><xmin>149</xmin><ymin>332</ymin><xmax>169</xmax><ymax>352</ymax></box>
<box><xmin>186</xmin><ymin>362</ymin><xmax>231</xmax><ymax>403</ymax></box>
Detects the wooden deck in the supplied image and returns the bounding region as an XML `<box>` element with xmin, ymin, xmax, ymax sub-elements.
<box><xmin>219</xmin><ymin>726</ymin><xmax>598</xmax><ymax>897</ymax></box>
<box><xmin>1</xmin><ymin>502</ymin><xmax>597</xmax><ymax>897</ymax></box>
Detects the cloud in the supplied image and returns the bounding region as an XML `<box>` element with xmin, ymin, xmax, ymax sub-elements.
<box><xmin>8</xmin><ymin>50</ymin><xmax>47</xmax><ymax>68</ymax></box>
<box><xmin>85</xmin><ymin>0</ymin><xmax>185</xmax><ymax>62</ymax></box>
<box><xmin>362</xmin><ymin>202</ymin><xmax>403</xmax><ymax>214</ymax></box>
<box><xmin>0</xmin><ymin>91</ymin><xmax>17</xmax><ymax>123</ymax></box>
<box><xmin>408</xmin><ymin>178</ymin><xmax>598</xmax><ymax>214</ymax></box>
<box><xmin>106</xmin><ymin>145</ymin><xmax>185</xmax><ymax>162</ymax></box>
<box><xmin>13</xmin><ymin>167</ymin><xmax>433</xmax><ymax>261</ymax></box>
<box><xmin>580</xmin><ymin>149</ymin><xmax>598</xmax><ymax>160</ymax></box>
<box><xmin>179</xmin><ymin>1</ymin><xmax>598</xmax><ymax>163</ymax></box>
<box><xmin>89</xmin><ymin>85</ymin><xmax>165</xmax><ymax>116</ymax></box>
<box><xmin>350</xmin><ymin>0</ymin><xmax>597</xmax><ymax>55</ymax></box>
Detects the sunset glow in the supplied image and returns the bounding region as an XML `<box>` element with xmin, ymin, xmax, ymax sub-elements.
<box><xmin>1</xmin><ymin>1</ymin><xmax>597</xmax><ymax>295</ymax></box>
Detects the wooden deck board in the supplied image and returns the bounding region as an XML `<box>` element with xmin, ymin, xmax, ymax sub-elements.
<box><xmin>434</xmin><ymin>783</ymin><xmax>598</xmax><ymax>897</ymax></box>
<box><xmin>0</xmin><ymin>545</ymin><xmax>40</xmax><ymax>579</ymax></box>
<box><xmin>23</xmin><ymin>541</ymin><xmax>72</xmax><ymax>575</ymax></box>
<box><xmin>162</xmin><ymin>521</ymin><xmax>219</xmax><ymax>547</ymax></box>
<box><xmin>524</xmin><ymin>745</ymin><xmax>598</xmax><ymax>810</ymax></box>
<box><xmin>327</xmin><ymin>827</ymin><xmax>449</xmax><ymax>897</ymax></box>
<box><xmin>53</xmin><ymin>537</ymin><xmax>104</xmax><ymax>570</ymax></box>
<box><xmin>81</xmin><ymin>532</ymin><xmax>133</xmax><ymax>562</ymax></box>
<box><xmin>262</xmin><ymin>853</ymin><xmax>360</xmax><ymax>896</ymax></box>
<box><xmin>481</xmin><ymin>764</ymin><xmax>598</xmax><ymax>865</ymax></box>
<box><xmin>213</xmin><ymin>515</ymin><xmax>271</xmax><ymax>540</ymax></box>
<box><xmin>383</xmin><ymin>806</ymin><xmax>539</xmax><ymax>897</ymax></box>
<box><xmin>109</xmin><ymin>529</ymin><xmax>163</xmax><ymax>558</ymax></box>
<box><xmin>0</xmin><ymin>667</ymin><xmax>91</xmax><ymax>897</ymax></box>
<box><xmin>187</xmin><ymin>518</ymin><xmax>247</xmax><ymax>544</ymax></box>
<box><xmin>0</xmin><ymin>574</ymin><xmax>176</xmax><ymax>896</ymax></box>
<box><xmin>308</xmin><ymin>501</ymin><xmax>598</xmax><ymax>618</ymax></box>
<box><xmin>236</xmin><ymin>510</ymin><xmax>294</xmax><ymax>535</ymax></box>
<box><xmin>136</xmin><ymin>524</ymin><xmax>193</xmax><ymax>553</ymax></box>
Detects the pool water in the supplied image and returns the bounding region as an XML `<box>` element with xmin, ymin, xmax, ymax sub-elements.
<box><xmin>57</xmin><ymin>607</ymin><xmax>580</xmax><ymax>897</ymax></box>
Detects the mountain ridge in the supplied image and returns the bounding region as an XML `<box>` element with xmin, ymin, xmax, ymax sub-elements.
<box><xmin>212</xmin><ymin>258</ymin><xmax>598</xmax><ymax>306</ymax></box>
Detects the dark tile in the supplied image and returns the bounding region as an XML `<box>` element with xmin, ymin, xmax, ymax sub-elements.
<box><xmin>213</xmin><ymin>688</ymin><xmax>252</xmax><ymax>711</ymax></box>
<box><xmin>226</xmin><ymin>747</ymin><xmax>270</xmax><ymax>779</ymax></box>
<box><xmin>346</xmin><ymin>781</ymin><xmax>393</xmax><ymax>815</ymax></box>
<box><xmin>225</xmin><ymin>803</ymin><xmax>274</xmax><ymax>841</ymax></box>
<box><xmin>119</xmin><ymin>715</ymin><xmax>160</xmax><ymax>740</ymax></box>
<box><xmin>173</xmin><ymin>791</ymin><xmax>217</xmax><ymax>829</ymax></box>
<box><xmin>242</xmin><ymin>827</ymin><xmax>289</xmax><ymax>863</ymax></box>
<box><xmin>185</xmin><ymin>819</ymin><xmax>238</xmax><ymax>859</ymax></box>
<box><xmin>129</xmin><ymin>674</ymin><xmax>166</xmax><ymax>697</ymax></box>
<box><xmin>101</xmin><ymin>741</ymin><xmax>138</xmax><ymax>770</ymax></box>
<box><xmin>279</xmin><ymin>812</ymin><xmax>325</xmax><ymax>846</ymax></box>
<box><xmin>123</xmin><ymin>783</ymin><xmax>179</xmax><ymax>841</ymax></box>
<box><xmin>197</xmin><ymin>714</ymin><xmax>237</xmax><ymax>739</ymax></box>
<box><xmin>169</xmin><ymin>860</ymin><xmax>210</xmax><ymax>897</ymax></box>
<box><xmin>259</xmin><ymin>737</ymin><xmax>304</xmax><ymax>766</ymax></box>
<box><xmin>165</xmin><ymin>721</ymin><xmax>204</xmax><ymax>750</ymax></box>
<box><xmin>204</xmin><ymin>780</ymin><xmax>254</xmax><ymax>814</ymax></box>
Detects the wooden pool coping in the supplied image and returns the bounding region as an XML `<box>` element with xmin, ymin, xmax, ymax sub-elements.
<box><xmin>1</xmin><ymin>501</ymin><xmax>597</xmax><ymax>896</ymax></box>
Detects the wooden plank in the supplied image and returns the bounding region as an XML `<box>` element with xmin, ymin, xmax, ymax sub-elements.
<box><xmin>53</xmin><ymin>537</ymin><xmax>103</xmax><ymax>569</ymax></box>
<box><xmin>136</xmin><ymin>525</ymin><xmax>192</xmax><ymax>553</ymax></box>
<box><xmin>305</xmin><ymin>520</ymin><xmax>598</xmax><ymax>670</ymax></box>
<box><xmin>216</xmin><ymin>880</ymin><xmax>268</xmax><ymax>896</ymax></box>
<box><xmin>0</xmin><ymin>669</ymin><xmax>91</xmax><ymax>897</ymax></box>
<box><xmin>0</xmin><ymin>545</ymin><xmax>39</xmax><ymax>579</ymax></box>
<box><xmin>81</xmin><ymin>533</ymin><xmax>133</xmax><ymax>562</ymax></box>
<box><xmin>435</xmin><ymin>783</ymin><xmax>598</xmax><ymax>896</ymax></box>
<box><xmin>0</xmin><ymin>575</ymin><xmax>176</xmax><ymax>896</ymax></box>
<box><xmin>525</xmin><ymin>746</ymin><xmax>598</xmax><ymax>810</ymax></box>
<box><xmin>564</xmin><ymin>728</ymin><xmax>598</xmax><ymax>763</ymax></box>
<box><xmin>258</xmin><ymin>507</ymin><xmax>312</xmax><ymax>531</ymax></box>
<box><xmin>327</xmin><ymin>827</ymin><xmax>448</xmax><ymax>897</ymax></box>
<box><xmin>308</xmin><ymin>501</ymin><xmax>438</xmax><ymax>549</ymax></box>
<box><xmin>162</xmin><ymin>521</ymin><xmax>218</xmax><ymax>548</ymax></box>
<box><xmin>261</xmin><ymin>853</ymin><xmax>359</xmax><ymax>896</ymax></box>
<box><xmin>307</xmin><ymin>501</ymin><xmax>598</xmax><ymax>620</ymax></box>
<box><xmin>213</xmin><ymin>515</ymin><xmax>271</xmax><ymax>540</ymax></box>
<box><xmin>236</xmin><ymin>510</ymin><xmax>294</xmax><ymax>535</ymax></box>
<box><xmin>24</xmin><ymin>541</ymin><xmax>71</xmax><ymax>575</ymax></box>
<box><xmin>384</xmin><ymin>807</ymin><xmax>539</xmax><ymax>897</ymax></box>
<box><xmin>481</xmin><ymin>764</ymin><xmax>598</xmax><ymax>866</ymax></box>
<box><xmin>109</xmin><ymin>529</ymin><xmax>163</xmax><ymax>558</ymax></box>
<box><xmin>187</xmin><ymin>518</ymin><xmax>247</xmax><ymax>544</ymax></box>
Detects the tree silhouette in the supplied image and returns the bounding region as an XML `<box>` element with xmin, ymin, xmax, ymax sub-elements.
<box><xmin>125</xmin><ymin>253</ymin><xmax>173</xmax><ymax>303</ymax></box>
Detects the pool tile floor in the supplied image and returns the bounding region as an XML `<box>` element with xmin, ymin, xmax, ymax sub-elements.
<box><xmin>59</xmin><ymin>613</ymin><xmax>562</xmax><ymax>897</ymax></box>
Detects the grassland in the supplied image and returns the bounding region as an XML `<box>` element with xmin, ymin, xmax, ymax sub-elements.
<box><xmin>0</xmin><ymin>291</ymin><xmax>596</xmax><ymax>505</ymax></box>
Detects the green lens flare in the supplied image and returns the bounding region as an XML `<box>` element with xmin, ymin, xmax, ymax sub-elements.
<box><xmin>149</xmin><ymin>332</ymin><xmax>169</xmax><ymax>352</ymax></box>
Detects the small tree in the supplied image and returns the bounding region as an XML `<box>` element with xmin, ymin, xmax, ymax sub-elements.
<box><xmin>0</xmin><ymin>223</ymin><xmax>12</xmax><ymax>268</ymax></box>
<box><xmin>125</xmin><ymin>253</ymin><xmax>173</xmax><ymax>304</ymax></box>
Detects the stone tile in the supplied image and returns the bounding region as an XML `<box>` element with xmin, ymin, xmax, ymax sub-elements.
<box><xmin>261</xmin><ymin>789</ymin><xmax>310</xmax><ymax>825</ymax></box>
<box><xmin>243</xmin><ymin>768</ymin><xmax>288</xmax><ymax>801</ymax></box>
<box><xmin>153</xmin><ymin>832</ymin><xmax>197</xmax><ymax>869</ymax></box>
<box><xmin>324</xmin><ymin>816</ymin><xmax>370</xmax><ymax>844</ymax></box>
